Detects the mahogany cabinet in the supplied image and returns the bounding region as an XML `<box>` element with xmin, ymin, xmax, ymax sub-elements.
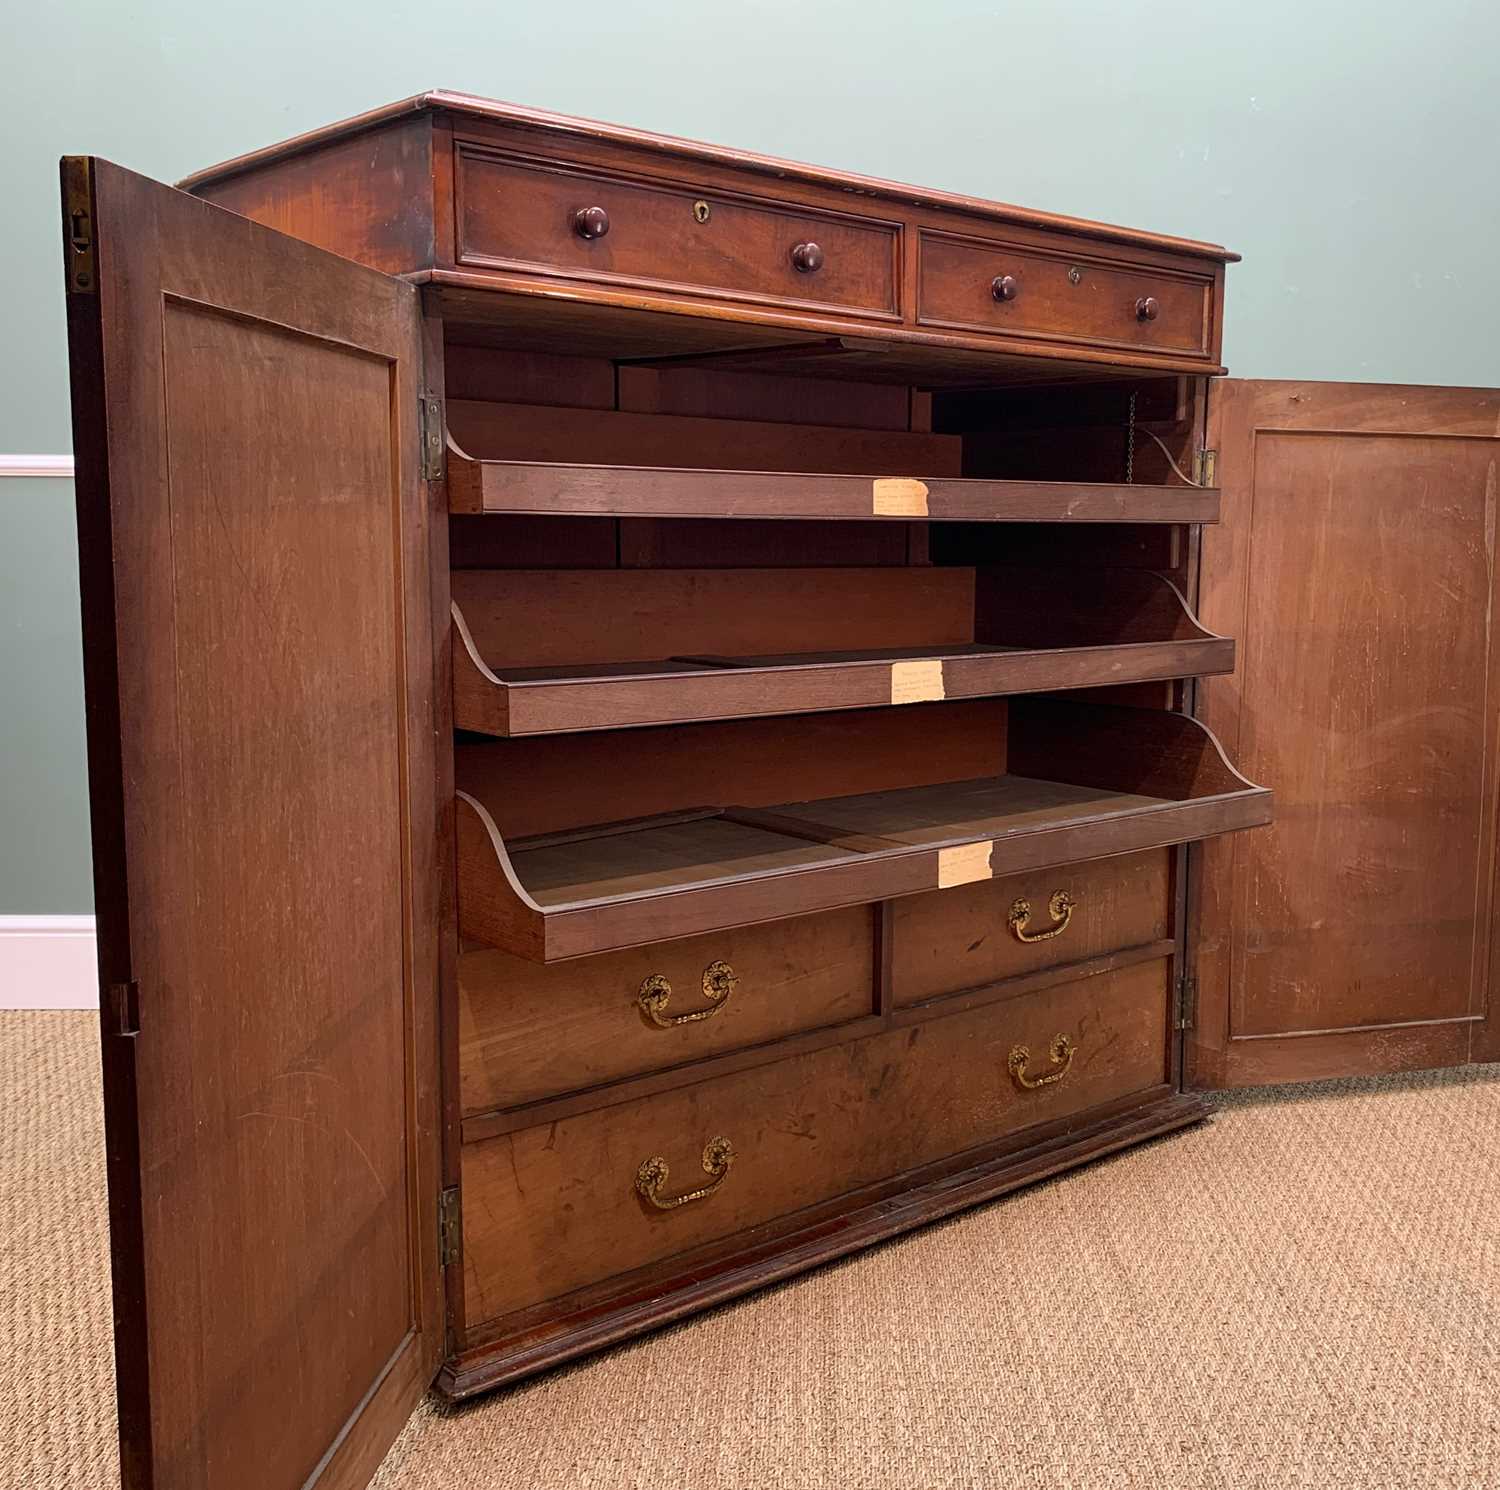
<box><xmin>58</xmin><ymin>91</ymin><xmax>1491</xmax><ymax>1490</ymax></box>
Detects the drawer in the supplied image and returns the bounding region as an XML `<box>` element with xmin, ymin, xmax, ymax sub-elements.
<box><xmin>917</xmin><ymin>228</ymin><xmax>1214</xmax><ymax>359</ymax></box>
<box><xmin>459</xmin><ymin>905</ymin><xmax>876</xmax><ymax>1113</ymax></box>
<box><xmin>462</xmin><ymin>958</ymin><xmax>1170</xmax><ymax>1323</ymax></box>
<box><xmin>455</xmin><ymin>142</ymin><xmax>900</xmax><ymax>319</ymax></box>
<box><xmin>891</xmin><ymin>849</ymin><xmax>1172</xmax><ymax>1007</ymax></box>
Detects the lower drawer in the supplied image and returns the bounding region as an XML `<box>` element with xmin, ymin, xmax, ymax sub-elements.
<box><xmin>891</xmin><ymin>849</ymin><xmax>1171</xmax><ymax>1006</ymax></box>
<box><xmin>461</xmin><ymin>957</ymin><xmax>1171</xmax><ymax>1325</ymax></box>
<box><xmin>459</xmin><ymin>904</ymin><xmax>876</xmax><ymax>1113</ymax></box>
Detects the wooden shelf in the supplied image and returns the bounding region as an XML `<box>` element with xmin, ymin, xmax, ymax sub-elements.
<box><xmin>447</xmin><ymin>445</ymin><xmax>1219</xmax><ymax>524</ymax></box>
<box><xmin>455</xmin><ymin>700</ymin><xmax>1270</xmax><ymax>961</ymax></box>
<box><xmin>452</xmin><ymin>566</ymin><xmax>1234</xmax><ymax>736</ymax></box>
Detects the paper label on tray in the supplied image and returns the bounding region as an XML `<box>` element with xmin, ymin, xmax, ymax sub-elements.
<box><xmin>872</xmin><ymin>477</ymin><xmax>930</xmax><ymax>517</ymax></box>
<box><xmin>937</xmin><ymin>840</ymin><xmax>993</xmax><ymax>888</ymax></box>
<box><xmin>889</xmin><ymin>659</ymin><xmax>945</xmax><ymax>705</ymax></box>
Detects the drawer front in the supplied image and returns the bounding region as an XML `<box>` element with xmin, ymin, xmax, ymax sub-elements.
<box><xmin>462</xmin><ymin>958</ymin><xmax>1170</xmax><ymax>1323</ymax></box>
<box><xmin>456</xmin><ymin>144</ymin><xmax>901</xmax><ymax>319</ymax></box>
<box><xmin>892</xmin><ymin>849</ymin><xmax>1172</xmax><ymax>1007</ymax></box>
<box><xmin>917</xmin><ymin>229</ymin><xmax>1214</xmax><ymax>359</ymax></box>
<box><xmin>459</xmin><ymin>905</ymin><xmax>876</xmax><ymax>1113</ymax></box>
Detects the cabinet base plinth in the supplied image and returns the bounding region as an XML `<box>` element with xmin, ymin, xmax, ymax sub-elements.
<box><xmin>438</xmin><ymin>1090</ymin><xmax>1211</xmax><ymax>1401</ymax></box>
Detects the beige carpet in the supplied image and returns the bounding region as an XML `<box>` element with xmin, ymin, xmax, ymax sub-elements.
<box><xmin>4</xmin><ymin>1011</ymin><xmax>1497</xmax><ymax>1490</ymax></box>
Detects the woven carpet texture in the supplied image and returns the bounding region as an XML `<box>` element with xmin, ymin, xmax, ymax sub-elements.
<box><xmin>3</xmin><ymin>1011</ymin><xmax>1496</xmax><ymax>1489</ymax></box>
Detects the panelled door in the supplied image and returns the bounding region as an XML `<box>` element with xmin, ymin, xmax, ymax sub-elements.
<box><xmin>1189</xmin><ymin>379</ymin><xmax>1500</xmax><ymax>1086</ymax></box>
<box><xmin>63</xmin><ymin>158</ymin><xmax>443</xmax><ymax>1489</ymax></box>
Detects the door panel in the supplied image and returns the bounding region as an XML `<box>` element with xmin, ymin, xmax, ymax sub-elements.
<box><xmin>63</xmin><ymin>158</ymin><xmax>442</xmax><ymax>1489</ymax></box>
<box><xmin>1190</xmin><ymin>379</ymin><xmax>1500</xmax><ymax>1086</ymax></box>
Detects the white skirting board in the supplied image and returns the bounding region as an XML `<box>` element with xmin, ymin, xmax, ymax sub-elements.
<box><xmin>0</xmin><ymin>455</ymin><xmax>75</xmax><ymax>477</ymax></box>
<box><xmin>0</xmin><ymin>917</ymin><xmax>98</xmax><ymax>1008</ymax></box>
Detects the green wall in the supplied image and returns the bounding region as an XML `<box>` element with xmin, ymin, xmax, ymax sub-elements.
<box><xmin>3</xmin><ymin>0</ymin><xmax>1498</xmax><ymax>910</ymax></box>
<box><xmin>0</xmin><ymin>479</ymin><xmax>91</xmax><ymax>910</ymax></box>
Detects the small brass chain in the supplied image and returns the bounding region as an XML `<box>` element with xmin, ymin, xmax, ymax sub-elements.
<box><xmin>1125</xmin><ymin>389</ymin><xmax>1137</xmax><ymax>484</ymax></box>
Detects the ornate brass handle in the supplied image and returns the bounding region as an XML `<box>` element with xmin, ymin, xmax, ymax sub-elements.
<box><xmin>1008</xmin><ymin>1033</ymin><xmax>1076</xmax><ymax>1090</ymax></box>
<box><xmin>637</xmin><ymin>960</ymin><xmax>738</xmax><ymax>1028</ymax></box>
<box><xmin>635</xmin><ymin>1137</ymin><xmax>735</xmax><ymax>1210</ymax></box>
<box><xmin>1008</xmin><ymin>890</ymin><xmax>1076</xmax><ymax>943</ymax></box>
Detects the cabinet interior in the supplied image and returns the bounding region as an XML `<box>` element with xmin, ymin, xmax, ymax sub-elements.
<box><xmin>440</xmin><ymin>330</ymin><xmax>1252</xmax><ymax>969</ymax></box>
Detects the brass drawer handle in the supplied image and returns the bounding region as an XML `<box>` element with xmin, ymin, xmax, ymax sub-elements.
<box><xmin>638</xmin><ymin>960</ymin><xmax>738</xmax><ymax>1028</ymax></box>
<box><xmin>1008</xmin><ymin>1033</ymin><xmax>1076</xmax><ymax>1091</ymax></box>
<box><xmin>635</xmin><ymin>1136</ymin><xmax>735</xmax><ymax>1210</ymax></box>
<box><xmin>1008</xmin><ymin>890</ymin><xmax>1076</xmax><ymax>943</ymax></box>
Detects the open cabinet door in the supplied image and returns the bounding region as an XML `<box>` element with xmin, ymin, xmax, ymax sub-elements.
<box><xmin>63</xmin><ymin>159</ymin><xmax>443</xmax><ymax>1489</ymax></box>
<box><xmin>1189</xmin><ymin>378</ymin><xmax>1500</xmax><ymax>1086</ymax></box>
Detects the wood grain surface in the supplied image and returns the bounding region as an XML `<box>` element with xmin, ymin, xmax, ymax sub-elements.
<box><xmin>64</xmin><ymin>160</ymin><xmax>441</xmax><ymax>1490</ymax></box>
<box><xmin>1192</xmin><ymin>380</ymin><xmax>1500</xmax><ymax>1084</ymax></box>
<box><xmin>461</xmin><ymin>957</ymin><xmax>1172</xmax><ymax>1324</ymax></box>
<box><xmin>893</xmin><ymin>849</ymin><xmax>1172</xmax><ymax>1005</ymax></box>
<box><xmin>459</xmin><ymin>905</ymin><xmax>876</xmax><ymax>1113</ymax></box>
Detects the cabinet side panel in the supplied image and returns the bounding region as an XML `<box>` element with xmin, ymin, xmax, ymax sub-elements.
<box><xmin>187</xmin><ymin>115</ymin><xmax>435</xmax><ymax>275</ymax></box>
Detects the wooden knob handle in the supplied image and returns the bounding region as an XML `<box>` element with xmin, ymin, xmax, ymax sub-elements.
<box><xmin>991</xmin><ymin>274</ymin><xmax>1020</xmax><ymax>302</ymax></box>
<box><xmin>790</xmin><ymin>241</ymin><xmax>824</xmax><ymax>273</ymax></box>
<box><xmin>573</xmin><ymin>206</ymin><xmax>611</xmax><ymax>240</ymax></box>
<box><xmin>1136</xmin><ymin>295</ymin><xmax>1160</xmax><ymax>322</ymax></box>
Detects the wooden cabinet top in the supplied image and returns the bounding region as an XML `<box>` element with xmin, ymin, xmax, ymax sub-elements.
<box><xmin>180</xmin><ymin>91</ymin><xmax>1235</xmax><ymax>381</ymax></box>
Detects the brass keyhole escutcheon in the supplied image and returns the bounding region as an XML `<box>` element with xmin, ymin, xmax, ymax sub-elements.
<box><xmin>693</xmin><ymin>200</ymin><xmax>712</xmax><ymax>224</ymax></box>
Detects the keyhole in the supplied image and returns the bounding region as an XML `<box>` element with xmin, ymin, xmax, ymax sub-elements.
<box><xmin>693</xmin><ymin>200</ymin><xmax>712</xmax><ymax>224</ymax></box>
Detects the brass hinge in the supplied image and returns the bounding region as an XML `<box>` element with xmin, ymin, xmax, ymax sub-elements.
<box><xmin>419</xmin><ymin>395</ymin><xmax>445</xmax><ymax>481</ymax></box>
<box><xmin>1175</xmin><ymin>974</ymin><xmax>1198</xmax><ymax>1032</ymax></box>
<box><xmin>61</xmin><ymin>157</ymin><xmax>96</xmax><ymax>296</ymax></box>
<box><xmin>439</xmin><ymin>1185</ymin><xmax>462</xmax><ymax>1268</ymax></box>
<box><xmin>106</xmin><ymin>980</ymin><xmax>140</xmax><ymax>1037</ymax></box>
<box><xmin>1194</xmin><ymin>448</ymin><xmax>1218</xmax><ymax>487</ymax></box>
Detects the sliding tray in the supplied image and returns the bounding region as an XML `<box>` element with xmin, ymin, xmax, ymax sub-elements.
<box><xmin>455</xmin><ymin>700</ymin><xmax>1271</xmax><ymax>961</ymax></box>
<box><xmin>451</xmin><ymin>566</ymin><xmax>1234</xmax><ymax>736</ymax></box>
<box><xmin>446</xmin><ymin>444</ymin><xmax>1220</xmax><ymax>524</ymax></box>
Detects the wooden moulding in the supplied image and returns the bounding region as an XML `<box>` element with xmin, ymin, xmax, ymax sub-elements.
<box><xmin>445</xmin><ymin>442</ymin><xmax>1221</xmax><ymax>524</ymax></box>
<box><xmin>450</xmin><ymin>566</ymin><xmax>1235</xmax><ymax>737</ymax></box>
<box><xmin>454</xmin><ymin>700</ymin><xmax>1271</xmax><ymax>962</ymax></box>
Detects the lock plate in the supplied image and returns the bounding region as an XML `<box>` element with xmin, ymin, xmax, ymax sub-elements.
<box><xmin>62</xmin><ymin>157</ymin><xmax>96</xmax><ymax>295</ymax></box>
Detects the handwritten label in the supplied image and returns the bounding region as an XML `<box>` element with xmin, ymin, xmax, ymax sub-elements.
<box><xmin>872</xmin><ymin>477</ymin><xmax>930</xmax><ymax>517</ymax></box>
<box><xmin>937</xmin><ymin>840</ymin><xmax>994</xmax><ymax>888</ymax></box>
<box><xmin>890</xmin><ymin>659</ymin><xmax>945</xmax><ymax>705</ymax></box>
